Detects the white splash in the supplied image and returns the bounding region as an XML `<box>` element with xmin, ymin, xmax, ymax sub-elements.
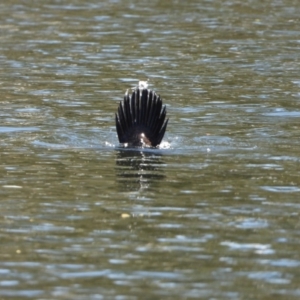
<box><xmin>158</xmin><ymin>141</ymin><xmax>171</xmax><ymax>149</ymax></box>
<box><xmin>138</xmin><ymin>80</ymin><xmax>149</xmax><ymax>89</ymax></box>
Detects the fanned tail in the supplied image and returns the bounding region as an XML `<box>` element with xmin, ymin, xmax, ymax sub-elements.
<box><xmin>116</xmin><ymin>87</ymin><xmax>168</xmax><ymax>147</ymax></box>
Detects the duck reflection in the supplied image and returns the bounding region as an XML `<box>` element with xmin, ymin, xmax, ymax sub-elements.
<box><xmin>115</xmin><ymin>149</ymin><xmax>165</xmax><ymax>192</ymax></box>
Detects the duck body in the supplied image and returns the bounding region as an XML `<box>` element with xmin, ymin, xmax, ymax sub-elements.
<box><xmin>115</xmin><ymin>84</ymin><xmax>168</xmax><ymax>147</ymax></box>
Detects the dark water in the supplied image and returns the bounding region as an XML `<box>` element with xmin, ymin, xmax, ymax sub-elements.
<box><xmin>1</xmin><ymin>0</ymin><xmax>300</xmax><ymax>299</ymax></box>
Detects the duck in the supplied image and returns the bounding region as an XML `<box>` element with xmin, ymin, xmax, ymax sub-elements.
<box><xmin>115</xmin><ymin>81</ymin><xmax>168</xmax><ymax>147</ymax></box>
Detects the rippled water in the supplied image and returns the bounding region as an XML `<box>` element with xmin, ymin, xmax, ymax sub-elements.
<box><xmin>1</xmin><ymin>0</ymin><xmax>300</xmax><ymax>299</ymax></box>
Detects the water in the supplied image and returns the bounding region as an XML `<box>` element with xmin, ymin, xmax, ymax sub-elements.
<box><xmin>1</xmin><ymin>0</ymin><xmax>300</xmax><ymax>299</ymax></box>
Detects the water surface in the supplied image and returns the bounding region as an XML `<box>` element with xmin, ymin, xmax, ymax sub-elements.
<box><xmin>1</xmin><ymin>0</ymin><xmax>300</xmax><ymax>299</ymax></box>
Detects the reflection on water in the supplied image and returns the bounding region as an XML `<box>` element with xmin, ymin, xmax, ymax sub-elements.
<box><xmin>115</xmin><ymin>148</ymin><xmax>165</xmax><ymax>192</ymax></box>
